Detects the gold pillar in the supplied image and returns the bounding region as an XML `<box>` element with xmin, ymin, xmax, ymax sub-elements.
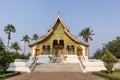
<box><xmin>64</xmin><ymin>45</ymin><xmax>66</xmax><ymax>55</ymax></box>
<box><xmin>50</xmin><ymin>39</ymin><xmax>53</xmax><ymax>54</ymax></box>
<box><xmin>74</xmin><ymin>47</ymin><xmax>77</xmax><ymax>55</ymax></box>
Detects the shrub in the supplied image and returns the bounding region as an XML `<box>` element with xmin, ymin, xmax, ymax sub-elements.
<box><xmin>0</xmin><ymin>52</ymin><xmax>15</xmax><ymax>74</ymax></box>
<box><xmin>20</xmin><ymin>54</ymin><xmax>29</xmax><ymax>59</ymax></box>
<box><xmin>0</xmin><ymin>71</ymin><xmax>20</xmax><ymax>79</ymax></box>
<box><xmin>93</xmin><ymin>71</ymin><xmax>120</xmax><ymax>80</ymax></box>
<box><xmin>114</xmin><ymin>69</ymin><xmax>120</xmax><ymax>72</ymax></box>
<box><xmin>12</xmin><ymin>53</ymin><xmax>29</xmax><ymax>59</ymax></box>
<box><xmin>101</xmin><ymin>49</ymin><xmax>118</xmax><ymax>74</ymax></box>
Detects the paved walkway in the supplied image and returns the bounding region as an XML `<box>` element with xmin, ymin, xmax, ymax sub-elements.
<box><xmin>5</xmin><ymin>72</ymin><xmax>106</xmax><ymax>80</ymax></box>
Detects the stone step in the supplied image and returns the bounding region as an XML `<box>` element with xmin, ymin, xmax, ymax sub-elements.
<box><xmin>33</xmin><ymin>63</ymin><xmax>81</xmax><ymax>72</ymax></box>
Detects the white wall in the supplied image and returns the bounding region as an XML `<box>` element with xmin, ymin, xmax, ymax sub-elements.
<box><xmin>31</xmin><ymin>45</ymin><xmax>37</xmax><ymax>58</ymax></box>
<box><xmin>80</xmin><ymin>45</ymin><xmax>88</xmax><ymax>59</ymax></box>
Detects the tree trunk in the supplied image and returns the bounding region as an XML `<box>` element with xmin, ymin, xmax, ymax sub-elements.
<box><xmin>7</xmin><ymin>32</ymin><xmax>11</xmax><ymax>52</ymax></box>
<box><xmin>23</xmin><ymin>42</ymin><xmax>26</xmax><ymax>54</ymax></box>
<box><xmin>7</xmin><ymin>38</ymin><xmax>9</xmax><ymax>52</ymax></box>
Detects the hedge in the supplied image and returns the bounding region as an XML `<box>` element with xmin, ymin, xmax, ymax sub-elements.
<box><xmin>0</xmin><ymin>71</ymin><xmax>20</xmax><ymax>79</ymax></box>
<box><xmin>93</xmin><ymin>70</ymin><xmax>120</xmax><ymax>80</ymax></box>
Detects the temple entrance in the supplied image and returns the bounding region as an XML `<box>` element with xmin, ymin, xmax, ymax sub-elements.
<box><xmin>53</xmin><ymin>40</ymin><xmax>64</xmax><ymax>55</ymax></box>
<box><xmin>35</xmin><ymin>49</ymin><xmax>40</xmax><ymax>56</ymax></box>
<box><xmin>52</xmin><ymin>40</ymin><xmax>64</xmax><ymax>62</ymax></box>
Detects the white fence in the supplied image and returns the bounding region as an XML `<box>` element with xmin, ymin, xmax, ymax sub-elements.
<box><xmin>7</xmin><ymin>59</ymin><xmax>36</xmax><ymax>73</ymax></box>
<box><xmin>7</xmin><ymin>57</ymin><xmax>120</xmax><ymax>73</ymax></box>
<box><xmin>83</xmin><ymin>59</ymin><xmax>120</xmax><ymax>72</ymax></box>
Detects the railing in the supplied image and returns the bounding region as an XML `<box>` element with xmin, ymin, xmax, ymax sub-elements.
<box><xmin>48</xmin><ymin>55</ymin><xmax>52</xmax><ymax>63</ymax></box>
<box><xmin>80</xmin><ymin>59</ymin><xmax>85</xmax><ymax>69</ymax></box>
<box><xmin>29</xmin><ymin>58</ymin><xmax>36</xmax><ymax>69</ymax></box>
<box><xmin>79</xmin><ymin>56</ymin><xmax>86</xmax><ymax>70</ymax></box>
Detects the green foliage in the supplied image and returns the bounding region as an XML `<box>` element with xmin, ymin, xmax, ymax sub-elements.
<box><xmin>0</xmin><ymin>38</ymin><xmax>5</xmax><ymax>54</ymax></box>
<box><xmin>31</xmin><ymin>33</ymin><xmax>39</xmax><ymax>41</ymax></box>
<box><xmin>0</xmin><ymin>52</ymin><xmax>15</xmax><ymax>74</ymax></box>
<box><xmin>21</xmin><ymin>34</ymin><xmax>30</xmax><ymax>54</ymax></box>
<box><xmin>4</xmin><ymin>24</ymin><xmax>16</xmax><ymax>35</ymax></box>
<box><xmin>19</xmin><ymin>54</ymin><xmax>29</xmax><ymax>59</ymax></box>
<box><xmin>106</xmin><ymin>36</ymin><xmax>120</xmax><ymax>58</ymax></box>
<box><xmin>0</xmin><ymin>38</ymin><xmax>5</xmax><ymax>49</ymax></box>
<box><xmin>28</xmin><ymin>53</ymin><xmax>31</xmax><ymax>57</ymax></box>
<box><xmin>93</xmin><ymin>36</ymin><xmax>120</xmax><ymax>59</ymax></box>
<box><xmin>93</xmin><ymin>49</ymin><xmax>103</xmax><ymax>59</ymax></box>
<box><xmin>21</xmin><ymin>35</ymin><xmax>30</xmax><ymax>43</ymax></box>
<box><xmin>13</xmin><ymin>53</ymin><xmax>29</xmax><ymax>59</ymax></box>
<box><xmin>114</xmin><ymin>69</ymin><xmax>120</xmax><ymax>72</ymax></box>
<box><xmin>4</xmin><ymin>24</ymin><xmax>16</xmax><ymax>51</ymax></box>
<box><xmin>10</xmin><ymin>42</ymin><xmax>21</xmax><ymax>53</ymax></box>
<box><xmin>78</xmin><ymin>27</ymin><xmax>95</xmax><ymax>42</ymax></box>
<box><xmin>102</xmin><ymin>50</ymin><xmax>118</xmax><ymax>63</ymax></box>
<box><xmin>0</xmin><ymin>39</ymin><xmax>15</xmax><ymax>74</ymax></box>
<box><xmin>0</xmin><ymin>71</ymin><xmax>20</xmax><ymax>79</ymax></box>
<box><xmin>101</xmin><ymin>49</ymin><xmax>118</xmax><ymax>73</ymax></box>
<box><xmin>93</xmin><ymin>70</ymin><xmax>120</xmax><ymax>80</ymax></box>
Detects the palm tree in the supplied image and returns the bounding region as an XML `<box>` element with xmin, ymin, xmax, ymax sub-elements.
<box><xmin>4</xmin><ymin>24</ymin><xmax>16</xmax><ymax>51</ymax></box>
<box><xmin>10</xmin><ymin>42</ymin><xmax>21</xmax><ymax>53</ymax></box>
<box><xmin>78</xmin><ymin>27</ymin><xmax>95</xmax><ymax>43</ymax></box>
<box><xmin>78</xmin><ymin>27</ymin><xmax>95</xmax><ymax>59</ymax></box>
<box><xmin>21</xmin><ymin>35</ymin><xmax>30</xmax><ymax>54</ymax></box>
<box><xmin>31</xmin><ymin>33</ymin><xmax>39</xmax><ymax>41</ymax></box>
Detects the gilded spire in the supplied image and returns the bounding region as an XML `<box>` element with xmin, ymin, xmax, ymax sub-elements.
<box><xmin>58</xmin><ymin>11</ymin><xmax>60</xmax><ymax>17</ymax></box>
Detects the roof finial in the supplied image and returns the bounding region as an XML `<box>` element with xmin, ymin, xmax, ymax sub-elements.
<box><xmin>58</xmin><ymin>11</ymin><xmax>60</xmax><ymax>17</ymax></box>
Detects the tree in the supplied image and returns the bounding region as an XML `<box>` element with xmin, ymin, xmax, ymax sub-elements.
<box><xmin>101</xmin><ymin>49</ymin><xmax>118</xmax><ymax>74</ymax></box>
<box><xmin>93</xmin><ymin>36</ymin><xmax>120</xmax><ymax>59</ymax></box>
<box><xmin>0</xmin><ymin>38</ymin><xmax>5</xmax><ymax>54</ymax></box>
<box><xmin>0</xmin><ymin>52</ymin><xmax>15</xmax><ymax>74</ymax></box>
<box><xmin>105</xmin><ymin>36</ymin><xmax>120</xmax><ymax>58</ymax></box>
<box><xmin>78</xmin><ymin>27</ymin><xmax>95</xmax><ymax>42</ymax></box>
<box><xmin>31</xmin><ymin>33</ymin><xmax>39</xmax><ymax>41</ymax></box>
<box><xmin>0</xmin><ymin>38</ymin><xmax>15</xmax><ymax>74</ymax></box>
<box><xmin>10</xmin><ymin>42</ymin><xmax>21</xmax><ymax>53</ymax></box>
<box><xmin>21</xmin><ymin>35</ymin><xmax>30</xmax><ymax>54</ymax></box>
<box><xmin>93</xmin><ymin>49</ymin><xmax>103</xmax><ymax>59</ymax></box>
<box><xmin>4</xmin><ymin>24</ymin><xmax>16</xmax><ymax>51</ymax></box>
<box><xmin>0</xmin><ymin>38</ymin><xmax>5</xmax><ymax>49</ymax></box>
<box><xmin>78</xmin><ymin>27</ymin><xmax>95</xmax><ymax>58</ymax></box>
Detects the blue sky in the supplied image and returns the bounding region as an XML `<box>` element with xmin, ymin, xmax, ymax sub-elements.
<box><xmin>0</xmin><ymin>0</ymin><xmax>120</xmax><ymax>56</ymax></box>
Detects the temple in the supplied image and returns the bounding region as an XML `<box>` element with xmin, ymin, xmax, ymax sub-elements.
<box><xmin>28</xmin><ymin>14</ymin><xmax>89</xmax><ymax>61</ymax></box>
<box><xmin>7</xmin><ymin>15</ymin><xmax>111</xmax><ymax>73</ymax></box>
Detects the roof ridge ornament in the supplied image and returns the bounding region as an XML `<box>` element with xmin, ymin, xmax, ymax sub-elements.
<box><xmin>58</xmin><ymin>11</ymin><xmax>60</xmax><ymax>17</ymax></box>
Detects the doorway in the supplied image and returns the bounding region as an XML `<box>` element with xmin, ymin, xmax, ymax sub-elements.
<box><xmin>52</xmin><ymin>40</ymin><xmax>64</xmax><ymax>55</ymax></box>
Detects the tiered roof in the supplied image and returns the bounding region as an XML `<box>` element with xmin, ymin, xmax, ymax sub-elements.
<box><xmin>29</xmin><ymin>15</ymin><xmax>89</xmax><ymax>47</ymax></box>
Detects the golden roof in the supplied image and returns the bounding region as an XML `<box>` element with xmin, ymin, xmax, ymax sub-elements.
<box><xmin>29</xmin><ymin>15</ymin><xmax>89</xmax><ymax>47</ymax></box>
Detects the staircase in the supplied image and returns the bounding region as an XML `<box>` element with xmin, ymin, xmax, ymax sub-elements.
<box><xmin>37</xmin><ymin>55</ymin><xmax>50</xmax><ymax>63</ymax></box>
<box><xmin>64</xmin><ymin>55</ymin><xmax>80</xmax><ymax>63</ymax></box>
<box><xmin>33</xmin><ymin>63</ymin><xmax>82</xmax><ymax>72</ymax></box>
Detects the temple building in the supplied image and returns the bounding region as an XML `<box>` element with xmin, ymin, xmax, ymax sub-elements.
<box><xmin>8</xmin><ymin>15</ymin><xmax>115</xmax><ymax>73</ymax></box>
<box><xmin>28</xmin><ymin>15</ymin><xmax>89</xmax><ymax>60</ymax></box>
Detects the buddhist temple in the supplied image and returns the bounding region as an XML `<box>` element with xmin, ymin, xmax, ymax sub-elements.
<box><xmin>28</xmin><ymin>14</ymin><xmax>89</xmax><ymax>61</ymax></box>
<box><xmin>7</xmin><ymin>15</ymin><xmax>117</xmax><ymax>73</ymax></box>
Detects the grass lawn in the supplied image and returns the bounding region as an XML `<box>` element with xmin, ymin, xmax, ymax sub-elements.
<box><xmin>108</xmin><ymin>72</ymin><xmax>120</xmax><ymax>78</ymax></box>
<box><xmin>93</xmin><ymin>70</ymin><xmax>120</xmax><ymax>80</ymax></box>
